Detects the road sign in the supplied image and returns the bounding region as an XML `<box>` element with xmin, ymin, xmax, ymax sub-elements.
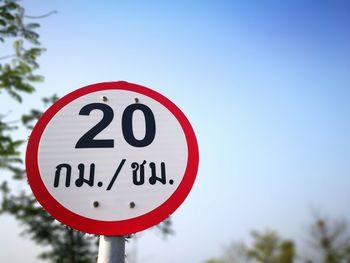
<box><xmin>26</xmin><ymin>81</ymin><xmax>199</xmax><ymax>235</ymax></box>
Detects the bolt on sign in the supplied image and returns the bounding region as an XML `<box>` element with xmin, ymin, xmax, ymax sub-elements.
<box><xmin>26</xmin><ymin>82</ymin><xmax>199</xmax><ymax>235</ymax></box>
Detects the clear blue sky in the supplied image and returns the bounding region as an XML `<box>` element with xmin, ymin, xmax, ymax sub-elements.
<box><xmin>1</xmin><ymin>1</ymin><xmax>349</xmax><ymax>262</ymax></box>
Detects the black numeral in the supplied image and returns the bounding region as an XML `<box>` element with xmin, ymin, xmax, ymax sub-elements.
<box><xmin>75</xmin><ymin>103</ymin><xmax>114</xmax><ymax>148</ymax></box>
<box><xmin>122</xmin><ymin>104</ymin><xmax>156</xmax><ymax>147</ymax></box>
<box><xmin>76</xmin><ymin>102</ymin><xmax>156</xmax><ymax>148</ymax></box>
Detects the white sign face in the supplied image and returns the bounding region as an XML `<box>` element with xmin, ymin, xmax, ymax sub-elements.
<box><xmin>39</xmin><ymin>89</ymin><xmax>187</xmax><ymax>220</ymax></box>
<box><xmin>26</xmin><ymin>82</ymin><xmax>199</xmax><ymax>235</ymax></box>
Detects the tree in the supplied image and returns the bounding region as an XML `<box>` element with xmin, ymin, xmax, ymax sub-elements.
<box><xmin>0</xmin><ymin>2</ymin><xmax>173</xmax><ymax>262</ymax></box>
<box><xmin>204</xmin><ymin>215</ymin><xmax>350</xmax><ymax>263</ymax></box>
<box><xmin>306</xmin><ymin>216</ymin><xmax>350</xmax><ymax>263</ymax></box>
<box><xmin>0</xmin><ymin>0</ymin><xmax>44</xmax><ymax>178</ymax></box>
<box><xmin>245</xmin><ymin>230</ymin><xmax>295</xmax><ymax>263</ymax></box>
<box><xmin>205</xmin><ymin>231</ymin><xmax>295</xmax><ymax>263</ymax></box>
<box><xmin>0</xmin><ymin>1</ymin><xmax>98</xmax><ymax>262</ymax></box>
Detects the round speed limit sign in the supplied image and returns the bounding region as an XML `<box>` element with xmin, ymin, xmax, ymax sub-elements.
<box><xmin>26</xmin><ymin>82</ymin><xmax>199</xmax><ymax>235</ymax></box>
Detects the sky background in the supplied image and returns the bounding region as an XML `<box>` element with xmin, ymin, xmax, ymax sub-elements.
<box><xmin>1</xmin><ymin>0</ymin><xmax>350</xmax><ymax>262</ymax></box>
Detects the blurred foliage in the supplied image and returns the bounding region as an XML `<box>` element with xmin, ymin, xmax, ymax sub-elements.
<box><xmin>0</xmin><ymin>0</ymin><xmax>44</xmax><ymax>103</ymax></box>
<box><xmin>1</xmin><ymin>181</ymin><xmax>97</xmax><ymax>263</ymax></box>
<box><xmin>0</xmin><ymin>2</ymin><xmax>173</xmax><ymax>262</ymax></box>
<box><xmin>0</xmin><ymin>1</ymin><xmax>101</xmax><ymax>262</ymax></box>
<box><xmin>205</xmin><ymin>230</ymin><xmax>294</xmax><ymax>263</ymax></box>
<box><xmin>205</xmin><ymin>216</ymin><xmax>350</xmax><ymax>263</ymax></box>
<box><xmin>0</xmin><ymin>113</ymin><xmax>22</xmax><ymax>177</ymax></box>
<box><xmin>0</xmin><ymin>0</ymin><xmax>44</xmax><ymax>179</ymax></box>
<box><xmin>246</xmin><ymin>230</ymin><xmax>294</xmax><ymax>263</ymax></box>
<box><xmin>306</xmin><ymin>217</ymin><xmax>350</xmax><ymax>263</ymax></box>
<box><xmin>155</xmin><ymin>216</ymin><xmax>175</xmax><ymax>237</ymax></box>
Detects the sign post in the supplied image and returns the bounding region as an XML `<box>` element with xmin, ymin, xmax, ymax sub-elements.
<box><xmin>97</xmin><ymin>236</ymin><xmax>125</xmax><ymax>263</ymax></box>
<box><xmin>26</xmin><ymin>81</ymin><xmax>199</xmax><ymax>260</ymax></box>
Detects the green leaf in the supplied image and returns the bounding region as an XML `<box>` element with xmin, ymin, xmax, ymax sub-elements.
<box><xmin>0</xmin><ymin>18</ymin><xmax>6</xmax><ymax>26</ymax></box>
<box><xmin>26</xmin><ymin>75</ymin><xmax>44</xmax><ymax>82</ymax></box>
<box><xmin>0</xmin><ymin>12</ymin><xmax>15</xmax><ymax>21</ymax></box>
<box><xmin>26</xmin><ymin>23</ymin><xmax>40</xmax><ymax>30</ymax></box>
<box><xmin>13</xmin><ymin>39</ymin><xmax>22</xmax><ymax>56</ymax></box>
<box><xmin>4</xmin><ymin>1</ymin><xmax>19</xmax><ymax>10</ymax></box>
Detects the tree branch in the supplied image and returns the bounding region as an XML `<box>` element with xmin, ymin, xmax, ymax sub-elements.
<box><xmin>24</xmin><ymin>11</ymin><xmax>57</xmax><ymax>19</ymax></box>
<box><xmin>0</xmin><ymin>54</ymin><xmax>16</xmax><ymax>60</ymax></box>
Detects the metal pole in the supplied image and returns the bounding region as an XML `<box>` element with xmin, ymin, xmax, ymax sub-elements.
<box><xmin>97</xmin><ymin>236</ymin><xmax>125</xmax><ymax>263</ymax></box>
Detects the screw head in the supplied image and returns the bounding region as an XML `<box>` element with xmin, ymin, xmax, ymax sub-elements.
<box><xmin>102</xmin><ymin>96</ymin><xmax>108</xmax><ymax>102</ymax></box>
<box><xmin>129</xmin><ymin>202</ymin><xmax>136</xmax><ymax>208</ymax></box>
<box><xmin>93</xmin><ymin>201</ymin><xmax>99</xmax><ymax>208</ymax></box>
<box><xmin>134</xmin><ymin>98</ymin><xmax>139</xmax><ymax>103</ymax></box>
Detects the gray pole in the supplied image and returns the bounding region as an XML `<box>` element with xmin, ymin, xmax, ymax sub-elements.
<box><xmin>97</xmin><ymin>236</ymin><xmax>125</xmax><ymax>263</ymax></box>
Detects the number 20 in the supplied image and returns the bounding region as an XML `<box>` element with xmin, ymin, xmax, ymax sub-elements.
<box><xmin>75</xmin><ymin>103</ymin><xmax>156</xmax><ymax>148</ymax></box>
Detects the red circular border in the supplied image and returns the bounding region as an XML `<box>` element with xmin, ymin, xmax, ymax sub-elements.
<box><xmin>25</xmin><ymin>81</ymin><xmax>199</xmax><ymax>235</ymax></box>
